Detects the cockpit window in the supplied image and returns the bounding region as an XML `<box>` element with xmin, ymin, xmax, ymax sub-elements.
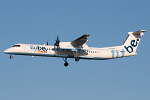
<box><xmin>12</xmin><ymin>45</ymin><xmax>21</xmax><ymax>47</ymax></box>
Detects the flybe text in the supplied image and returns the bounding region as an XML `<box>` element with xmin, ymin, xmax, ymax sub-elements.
<box><xmin>124</xmin><ymin>39</ymin><xmax>139</xmax><ymax>53</ymax></box>
<box><xmin>30</xmin><ymin>45</ymin><xmax>47</xmax><ymax>53</ymax></box>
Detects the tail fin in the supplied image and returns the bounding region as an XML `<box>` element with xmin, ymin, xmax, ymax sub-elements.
<box><xmin>122</xmin><ymin>30</ymin><xmax>146</xmax><ymax>54</ymax></box>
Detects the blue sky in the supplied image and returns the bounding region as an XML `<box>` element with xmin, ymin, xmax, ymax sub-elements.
<box><xmin>0</xmin><ymin>0</ymin><xmax>150</xmax><ymax>100</ymax></box>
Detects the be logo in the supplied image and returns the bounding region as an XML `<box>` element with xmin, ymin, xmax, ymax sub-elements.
<box><xmin>124</xmin><ymin>39</ymin><xmax>139</xmax><ymax>53</ymax></box>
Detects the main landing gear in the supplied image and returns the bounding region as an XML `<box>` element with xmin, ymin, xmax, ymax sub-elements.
<box><xmin>63</xmin><ymin>58</ymin><xmax>69</xmax><ymax>67</ymax></box>
<box><xmin>73</xmin><ymin>51</ymin><xmax>80</xmax><ymax>62</ymax></box>
<box><xmin>10</xmin><ymin>55</ymin><xmax>13</xmax><ymax>59</ymax></box>
<box><xmin>75</xmin><ymin>57</ymin><xmax>79</xmax><ymax>61</ymax></box>
<box><xmin>63</xmin><ymin>57</ymin><xmax>80</xmax><ymax>67</ymax></box>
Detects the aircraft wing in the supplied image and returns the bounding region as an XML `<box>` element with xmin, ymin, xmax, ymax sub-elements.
<box><xmin>71</xmin><ymin>34</ymin><xmax>90</xmax><ymax>47</ymax></box>
<box><xmin>58</xmin><ymin>34</ymin><xmax>90</xmax><ymax>51</ymax></box>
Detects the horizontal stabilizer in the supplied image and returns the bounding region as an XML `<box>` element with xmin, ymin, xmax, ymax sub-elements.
<box><xmin>128</xmin><ymin>30</ymin><xmax>146</xmax><ymax>35</ymax></box>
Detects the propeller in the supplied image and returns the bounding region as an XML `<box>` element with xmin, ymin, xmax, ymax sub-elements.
<box><xmin>54</xmin><ymin>36</ymin><xmax>60</xmax><ymax>47</ymax></box>
<box><xmin>47</xmin><ymin>41</ymin><xmax>48</xmax><ymax>45</ymax></box>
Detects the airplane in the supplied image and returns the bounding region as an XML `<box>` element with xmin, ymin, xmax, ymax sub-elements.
<box><xmin>4</xmin><ymin>30</ymin><xmax>146</xmax><ymax>67</ymax></box>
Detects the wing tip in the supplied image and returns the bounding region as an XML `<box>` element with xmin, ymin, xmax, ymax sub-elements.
<box><xmin>84</xmin><ymin>34</ymin><xmax>90</xmax><ymax>36</ymax></box>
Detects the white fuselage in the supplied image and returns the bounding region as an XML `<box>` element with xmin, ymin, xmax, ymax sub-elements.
<box><xmin>4</xmin><ymin>44</ymin><xmax>130</xmax><ymax>60</ymax></box>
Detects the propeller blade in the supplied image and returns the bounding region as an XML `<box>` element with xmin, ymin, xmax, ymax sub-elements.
<box><xmin>47</xmin><ymin>41</ymin><xmax>48</xmax><ymax>45</ymax></box>
<box><xmin>56</xmin><ymin>36</ymin><xmax>60</xmax><ymax>43</ymax></box>
<box><xmin>54</xmin><ymin>36</ymin><xmax>60</xmax><ymax>46</ymax></box>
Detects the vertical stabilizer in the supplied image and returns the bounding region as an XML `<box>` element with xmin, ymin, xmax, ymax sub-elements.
<box><xmin>122</xmin><ymin>30</ymin><xmax>146</xmax><ymax>54</ymax></box>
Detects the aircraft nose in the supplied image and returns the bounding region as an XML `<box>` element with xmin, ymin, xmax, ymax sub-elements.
<box><xmin>4</xmin><ymin>49</ymin><xmax>8</xmax><ymax>53</ymax></box>
<box><xmin>4</xmin><ymin>49</ymin><xmax>11</xmax><ymax>54</ymax></box>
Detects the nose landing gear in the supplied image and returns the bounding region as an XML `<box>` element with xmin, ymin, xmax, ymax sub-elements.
<box><xmin>10</xmin><ymin>55</ymin><xmax>13</xmax><ymax>59</ymax></box>
<box><xmin>63</xmin><ymin>58</ymin><xmax>69</xmax><ymax>67</ymax></box>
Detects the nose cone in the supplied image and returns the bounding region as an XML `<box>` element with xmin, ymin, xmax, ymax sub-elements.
<box><xmin>4</xmin><ymin>49</ymin><xmax>11</xmax><ymax>54</ymax></box>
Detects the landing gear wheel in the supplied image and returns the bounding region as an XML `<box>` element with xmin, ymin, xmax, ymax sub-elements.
<box><xmin>75</xmin><ymin>57</ymin><xmax>79</xmax><ymax>61</ymax></box>
<box><xmin>10</xmin><ymin>55</ymin><xmax>13</xmax><ymax>59</ymax></box>
<box><xmin>64</xmin><ymin>62</ymin><xmax>69</xmax><ymax>67</ymax></box>
<box><xmin>63</xmin><ymin>58</ymin><xmax>69</xmax><ymax>67</ymax></box>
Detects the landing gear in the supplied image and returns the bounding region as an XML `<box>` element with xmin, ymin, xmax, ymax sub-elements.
<box><xmin>64</xmin><ymin>62</ymin><xmax>69</xmax><ymax>67</ymax></box>
<box><xmin>10</xmin><ymin>55</ymin><xmax>13</xmax><ymax>59</ymax></box>
<box><xmin>73</xmin><ymin>51</ymin><xmax>80</xmax><ymax>62</ymax></box>
<box><xmin>63</xmin><ymin>58</ymin><xmax>69</xmax><ymax>67</ymax></box>
<box><xmin>75</xmin><ymin>57</ymin><xmax>79</xmax><ymax>61</ymax></box>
